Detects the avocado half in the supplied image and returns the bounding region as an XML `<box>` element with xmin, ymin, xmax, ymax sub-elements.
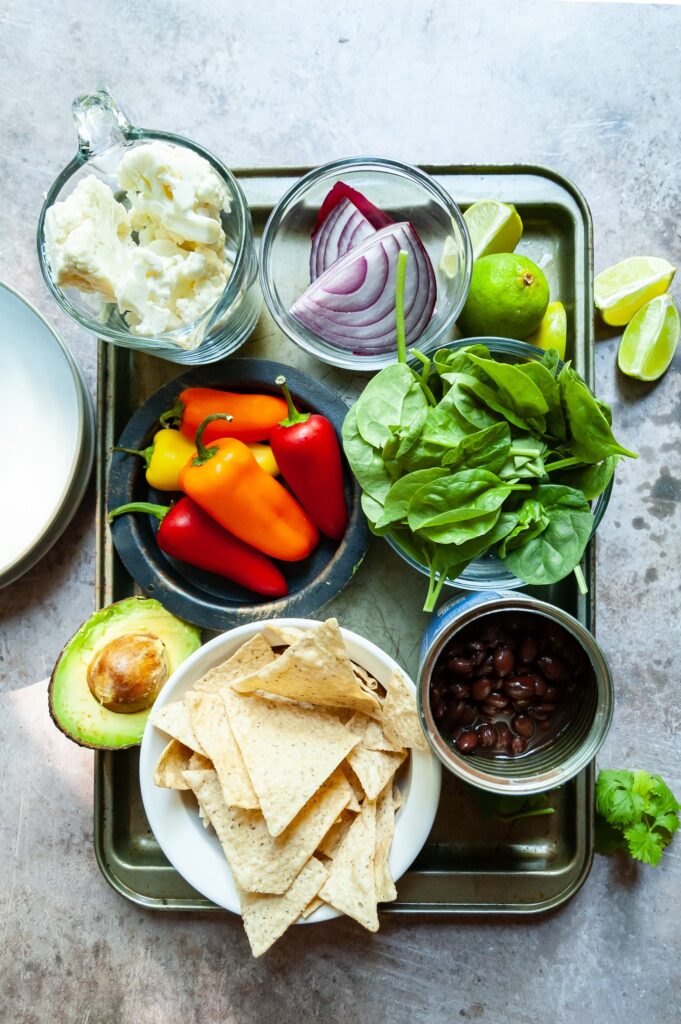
<box><xmin>49</xmin><ymin>597</ymin><xmax>201</xmax><ymax>750</ymax></box>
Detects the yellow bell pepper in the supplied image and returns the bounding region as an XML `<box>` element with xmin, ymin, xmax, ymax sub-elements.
<box><xmin>247</xmin><ymin>443</ymin><xmax>279</xmax><ymax>477</ymax></box>
<box><xmin>113</xmin><ymin>428</ymin><xmax>196</xmax><ymax>491</ymax></box>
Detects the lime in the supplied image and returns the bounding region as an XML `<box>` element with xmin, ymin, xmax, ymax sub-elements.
<box><xmin>617</xmin><ymin>294</ymin><xmax>679</xmax><ymax>381</ymax></box>
<box><xmin>463</xmin><ymin>200</ymin><xmax>523</xmax><ymax>260</ymax></box>
<box><xmin>528</xmin><ymin>301</ymin><xmax>567</xmax><ymax>358</ymax></box>
<box><xmin>458</xmin><ymin>253</ymin><xmax>550</xmax><ymax>339</ymax></box>
<box><xmin>594</xmin><ymin>256</ymin><xmax>675</xmax><ymax>326</ymax></box>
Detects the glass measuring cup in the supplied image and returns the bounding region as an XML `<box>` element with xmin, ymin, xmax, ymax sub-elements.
<box><xmin>37</xmin><ymin>89</ymin><xmax>260</xmax><ymax>364</ymax></box>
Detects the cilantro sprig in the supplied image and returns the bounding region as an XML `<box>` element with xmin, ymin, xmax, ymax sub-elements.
<box><xmin>595</xmin><ymin>770</ymin><xmax>680</xmax><ymax>866</ymax></box>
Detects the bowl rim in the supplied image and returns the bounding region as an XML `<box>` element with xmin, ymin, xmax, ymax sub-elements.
<box><xmin>139</xmin><ymin>616</ymin><xmax>442</xmax><ymax>922</ymax></box>
<box><xmin>417</xmin><ymin>591</ymin><xmax>614</xmax><ymax>795</ymax></box>
<box><xmin>386</xmin><ymin>336</ymin><xmax>614</xmax><ymax>591</ymax></box>
<box><xmin>258</xmin><ymin>155</ymin><xmax>473</xmax><ymax>372</ymax></box>
<box><xmin>36</xmin><ymin>128</ymin><xmax>253</xmax><ymax>347</ymax></box>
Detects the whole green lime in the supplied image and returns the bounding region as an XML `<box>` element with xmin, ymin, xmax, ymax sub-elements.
<box><xmin>458</xmin><ymin>253</ymin><xmax>550</xmax><ymax>339</ymax></box>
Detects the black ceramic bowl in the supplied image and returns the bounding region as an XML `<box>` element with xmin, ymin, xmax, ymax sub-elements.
<box><xmin>108</xmin><ymin>358</ymin><xmax>370</xmax><ymax>630</ymax></box>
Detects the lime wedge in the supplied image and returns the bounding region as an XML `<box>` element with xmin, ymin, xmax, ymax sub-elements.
<box><xmin>528</xmin><ymin>301</ymin><xmax>567</xmax><ymax>358</ymax></box>
<box><xmin>594</xmin><ymin>256</ymin><xmax>675</xmax><ymax>326</ymax></box>
<box><xmin>617</xmin><ymin>294</ymin><xmax>679</xmax><ymax>381</ymax></box>
<box><xmin>439</xmin><ymin>235</ymin><xmax>460</xmax><ymax>278</ymax></box>
<box><xmin>463</xmin><ymin>200</ymin><xmax>523</xmax><ymax>260</ymax></box>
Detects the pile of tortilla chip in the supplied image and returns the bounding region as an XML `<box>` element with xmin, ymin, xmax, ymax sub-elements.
<box><xmin>150</xmin><ymin>618</ymin><xmax>427</xmax><ymax>957</ymax></box>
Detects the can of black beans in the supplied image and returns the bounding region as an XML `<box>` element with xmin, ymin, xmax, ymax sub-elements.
<box><xmin>417</xmin><ymin>591</ymin><xmax>614</xmax><ymax>794</ymax></box>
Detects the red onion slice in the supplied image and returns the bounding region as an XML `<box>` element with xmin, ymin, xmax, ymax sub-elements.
<box><xmin>313</xmin><ymin>181</ymin><xmax>394</xmax><ymax>235</ymax></box>
<box><xmin>309</xmin><ymin>198</ymin><xmax>376</xmax><ymax>281</ymax></box>
<box><xmin>292</xmin><ymin>221</ymin><xmax>436</xmax><ymax>354</ymax></box>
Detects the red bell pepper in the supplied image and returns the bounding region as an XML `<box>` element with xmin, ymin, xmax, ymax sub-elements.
<box><xmin>108</xmin><ymin>497</ymin><xmax>288</xmax><ymax>598</ymax></box>
<box><xmin>269</xmin><ymin>377</ymin><xmax>348</xmax><ymax>540</ymax></box>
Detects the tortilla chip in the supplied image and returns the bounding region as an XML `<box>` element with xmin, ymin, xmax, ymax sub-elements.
<box><xmin>345</xmin><ymin>712</ymin><xmax>406</xmax><ymax>754</ymax></box>
<box><xmin>188</xmin><ymin>752</ymin><xmax>213</xmax><ymax>770</ymax></box>
<box><xmin>342</xmin><ymin>762</ymin><xmax>366</xmax><ymax>806</ymax></box>
<box><xmin>149</xmin><ymin>700</ymin><xmax>206</xmax><ymax>755</ymax></box>
<box><xmin>301</xmin><ymin>896</ymin><xmax>325</xmax><ymax>919</ymax></box>
<box><xmin>183</xmin><ymin>767</ymin><xmax>353</xmax><ymax>894</ymax></box>
<box><xmin>223</xmin><ymin>689</ymin><xmax>359</xmax><ymax>837</ymax></box>
<box><xmin>230</xmin><ymin>619</ymin><xmax>382</xmax><ymax>717</ymax></box>
<box><xmin>393</xmin><ymin>783</ymin><xmax>402</xmax><ymax>813</ymax></box>
<box><xmin>153</xmin><ymin>739</ymin><xmax>193</xmax><ymax>789</ymax></box>
<box><xmin>374</xmin><ymin>783</ymin><xmax>397</xmax><ymax>903</ymax></box>
<box><xmin>381</xmin><ymin>670</ymin><xmax>428</xmax><ymax>751</ymax></box>
<box><xmin>261</xmin><ymin>625</ymin><xmax>307</xmax><ymax>648</ymax></box>
<box><xmin>239</xmin><ymin>857</ymin><xmax>328</xmax><ymax>957</ymax></box>
<box><xmin>319</xmin><ymin>799</ymin><xmax>379</xmax><ymax>932</ymax></box>
<box><xmin>194</xmin><ymin>635</ymin><xmax>275</xmax><ymax>694</ymax></box>
<box><xmin>351</xmin><ymin>662</ymin><xmax>380</xmax><ymax>692</ymax></box>
<box><xmin>317</xmin><ymin>812</ymin><xmax>355</xmax><ymax>859</ymax></box>
<box><xmin>346</xmin><ymin>746</ymin><xmax>406</xmax><ymax>802</ymax></box>
<box><xmin>186</xmin><ymin>691</ymin><xmax>258</xmax><ymax>809</ymax></box>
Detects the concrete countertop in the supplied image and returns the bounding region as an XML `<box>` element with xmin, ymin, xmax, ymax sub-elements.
<box><xmin>1</xmin><ymin>2</ymin><xmax>679</xmax><ymax>1021</ymax></box>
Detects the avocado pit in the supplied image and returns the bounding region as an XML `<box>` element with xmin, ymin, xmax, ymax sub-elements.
<box><xmin>87</xmin><ymin>632</ymin><xmax>168</xmax><ymax>713</ymax></box>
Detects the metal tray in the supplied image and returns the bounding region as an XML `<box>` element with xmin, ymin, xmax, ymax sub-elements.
<box><xmin>95</xmin><ymin>165</ymin><xmax>596</xmax><ymax>914</ymax></box>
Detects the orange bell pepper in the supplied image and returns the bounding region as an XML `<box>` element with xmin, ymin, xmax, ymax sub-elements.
<box><xmin>162</xmin><ymin>387</ymin><xmax>288</xmax><ymax>444</ymax></box>
<box><xmin>179</xmin><ymin>414</ymin><xmax>318</xmax><ymax>562</ymax></box>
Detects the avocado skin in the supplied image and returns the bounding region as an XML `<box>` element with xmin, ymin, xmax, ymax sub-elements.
<box><xmin>49</xmin><ymin>597</ymin><xmax>201</xmax><ymax>750</ymax></box>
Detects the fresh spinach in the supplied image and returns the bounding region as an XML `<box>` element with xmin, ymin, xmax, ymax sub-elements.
<box><xmin>501</xmin><ymin>484</ymin><xmax>593</xmax><ymax>585</ymax></box>
<box><xmin>560</xmin><ymin>367</ymin><xmax>637</xmax><ymax>462</ymax></box>
<box><xmin>555</xmin><ymin>455</ymin><xmax>620</xmax><ymax>500</ymax></box>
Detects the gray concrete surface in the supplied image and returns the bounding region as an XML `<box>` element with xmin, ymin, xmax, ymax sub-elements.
<box><xmin>1</xmin><ymin>1</ymin><xmax>680</xmax><ymax>1022</ymax></box>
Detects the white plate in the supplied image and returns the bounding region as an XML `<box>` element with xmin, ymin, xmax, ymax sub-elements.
<box><xmin>0</xmin><ymin>281</ymin><xmax>94</xmax><ymax>587</ymax></box>
<box><xmin>139</xmin><ymin>618</ymin><xmax>441</xmax><ymax>923</ymax></box>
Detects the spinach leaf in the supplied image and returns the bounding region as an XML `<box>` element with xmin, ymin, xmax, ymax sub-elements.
<box><xmin>517</xmin><ymin>360</ymin><xmax>566</xmax><ymax>441</ymax></box>
<box><xmin>420</xmin><ymin>509</ymin><xmax>502</xmax><ymax>546</ymax></box>
<box><xmin>555</xmin><ymin>455</ymin><xmax>620</xmax><ymax>500</ymax></box>
<box><xmin>407</xmin><ymin>469</ymin><xmax>515</xmax><ymax>531</ymax></box>
<box><xmin>375</xmin><ymin>467</ymin><xmax>449</xmax><ymax>530</ymax></box>
<box><xmin>420</xmin><ymin>388</ymin><xmax>477</xmax><ymax>445</ymax></box>
<box><xmin>394</xmin><ymin>380</ymin><xmax>429</xmax><ymax>457</ymax></box>
<box><xmin>354</xmin><ymin>363</ymin><xmax>419</xmax><ymax>448</ymax></box>
<box><xmin>560</xmin><ymin>367</ymin><xmax>637</xmax><ymax>461</ymax></box>
<box><xmin>442</xmin><ymin>373</ymin><xmax>525</xmax><ymax>430</ymax></box>
<box><xmin>498</xmin><ymin>499</ymin><xmax>550</xmax><ymax>557</ymax></box>
<box><xmin>360</xmin><ymin>492</ymin><xmax>386</xmax><ymax>527</ymax></box>
<box><xmin>342</xmin><ymin>406</ymin><xmax>393</xmax><ymax>504</ymax></box>
<box><xmin>467</xmin><ymin>353</ymin><xmax>550</xmax><ymax>418</ymax></box>
<box><xmin>441</xmin><ymin>422</ymin><xmax>512</xmax><ymax>475</ymax></box>
<box><xmin>433</xmin><ymin>344</ymin><xmax>491</xmax><ymax>381</ymax></box>
<box><xmin>539</xmin><ymin>348</ymin><xmax>561</xmax><ymax>376</ymax></box>
<box><xmin>501</xmin><ymin>484</ymin><xmax>594</xmax><ymax>585</ymax></box>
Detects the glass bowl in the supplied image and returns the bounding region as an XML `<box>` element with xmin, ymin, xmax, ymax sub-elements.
<box><xmin>417</xmin><ymin>591</ymin><xmax>614</xmax><ymax>795</ymax></box>
<box><xmin>386</xmin><ymin>337</ymin><xmax>614</xmax><ymax>592</ymax></box>
<box><xmin>37</xmin><ymin>89</ymin><xmax>261</xmax><ymax>364</ymax></box>
<box><xmin>259</xmin><ymin>157</ymin><xmax>472</xmax><ymax>372</ymax></box>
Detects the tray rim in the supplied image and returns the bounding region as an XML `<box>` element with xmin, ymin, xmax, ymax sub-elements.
<box><xmin>94</xmin><ymin>161</ymin><xmax>597</xmax><ymax>917</ymax></box>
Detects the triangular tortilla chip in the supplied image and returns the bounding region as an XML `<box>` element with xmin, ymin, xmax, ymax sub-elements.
<box><xmin>301</xmin><ymin>896</ymin><xmax>325</xmax><ymax>919</ymax></box>
<box><xmin>317</xmin><ymin>811</ymin><xmax>355</xmax><ymax>859</ymax></box>
<box><xmin>381</xmin><ymin>670</ymin><xmax>428</xmax><ymax>751</ymax></box>
<box><xmin>188</xmin><ymin>752</ymin><xmax>213</xmax><ymax>771</ymax></box>
<box><xmin>230</xmin><ymin>619</ymin><xmax>381</xmax><ymax>717</ymax></box>
<box><xmin>193</xmin><ymin>634</ymin><xmax>275</xmax><ymax>694</ymax></box>
<box><xmin>346</xmin><ymin>712</ymin><xmax>406</xmax><ymax>754</ymax></box>
<box><xmin>346</xmin><ymin>746</ymin><xmax>406</xmax><ymax>802</ymax></box>
<box><xmin>182</xmin><ymin>768</ymin><xmax>353</xmax><ymax>894</ymax></box>
<box><xmin>186</xmin><ymin>691</ymin><xmax>258</xmax><ymax>809</ymax></box>
<box><xmin>149</xmin><ymin>700</ymin><xmax>205</xmax><ymax>755</ymax></box>
<box><xmin>223</xmin><ymin>689</ymin><xmax>359</xmax><ymax>837</ymax></box>
<box><xmin>319</xmin><ymin>799</ymin><xmax>379</xmax><ymax>932</ymax></box>
<box><xmin>261</xmin><ymin>625</ymin><xmax>307</xmax><ymax>648</ymax></box>
<box><xmin>239</xmin><ymin>857</ymin><xmax>328</xmax><ymax>957</ymax></box>
<box><xmin>374</xmin><ymin>782</ymin><xmax>397</xmax><ymax>903</ymax></box>
<box><xmin>153</xmin><ymin>739</ymin><xmax>193</xmax><ymax>789</ymax></box>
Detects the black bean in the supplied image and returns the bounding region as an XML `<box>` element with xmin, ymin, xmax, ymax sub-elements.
<box><xmin>519</xmin><ymin>636</ymin><xmax>539</xmax><ymax>664</ymax></box>
<box><xmin>469</xmin><ymin>649</ymin><xmax>486</xmax><ymax>668</ymax></box>
<box><xmin>459</xmin><ymin>702</ymin><xmax>478</xmax><ymax>727</ymax></box>
<box><xmin>531</xmin><ymin>674</ymin><xmax>547</xmax><ymax>697</ymax></box>
<box><xmin>486</xmin><ymin>692</ymin><xmax>510</xmax><ymax>710</ymax></box>
<box><xmin>537</xmin><ymin>655</ymin><xmax>569</xmax><ymax>683</ymax></box>
<box><xmin>433</xmin><ymin>700</ymin><xmax>446</xmax><ymax>721</ymax></box>
<box><xmin>456</xmin><ymin>730</ymin><xmax>479</xmax><ymax>753</ymax></box>
<box><xmin>512</xmin><ymin>698</ymin><xmax>533</xmax><ymax>711</ymax></box>
<box><xmin>544</xmin><ymin>685</ymin><xmax>561</xmax><ymax>702</ymax></box>
<box><xmin>472</xmin><ymin>677</ymin><xmax>493</xmax><ymax>702</ymax></box>
<box><xmin>510</xmin><ymin>735</ymin><xmax>527</xmax><ymax>755</ymax></box>
<box><xmin>493</xmin><ymin>646</ymin><xmax>515</xmax><ymax>677</ymax></box>
<box><xmin>479</xmin><ymin>654</ymin><xmax>496</xmax><ymax>675</ymax></box>
<box><xmin>496</xmin><ymin>723</ymin><xmax>512</xmax><ymax>751</ymax></box>
<box><xmin>503</xmin><ymin>677</ymin><xmax>534</xmax><ymax>700</ymax></box>
<box><xmin>535</xmin><ymin>702</ymin><xmax>557</xmax><ymax>715</ymax></box>
<box><xmin>479</xmin><ymin>702</ymin><xmax>499</xmax><ymax>718</ymax></box>
<box><xmin>449</xmin><ymin>682</ymin><xmax>471</xmax><ymax>700</ymax></box>
<box><xmin>449</xmin><ymin>657</ymin><xmax>473</xmax><ymax>676</ymax></box>
<box><xmin>478</xmin><ymin>723</ymin><xmax>498</xmax><ymax>748</ymax></box>
<box><xmin>512</xmin><ymin>714</ymin><xmax>535</xmax><ymax>739</ymax></box>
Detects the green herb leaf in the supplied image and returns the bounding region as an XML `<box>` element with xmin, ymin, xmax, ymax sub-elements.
<box><xmin>624</xmin><ymin>822</ymin><xmax>665</xmax><ymax>866</ymax></box>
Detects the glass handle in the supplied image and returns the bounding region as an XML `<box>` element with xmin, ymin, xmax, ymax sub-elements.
<box><xmin>71</xmin><ymin>88</ymin><xmax>136</xmax><ymax>157</ymax></box>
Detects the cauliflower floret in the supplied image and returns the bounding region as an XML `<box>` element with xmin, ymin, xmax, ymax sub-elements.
<box><xmin>116</xmin><ymin>238</ymin><xmax>228</xmax><ymax>337</ymax></box>
<box><xmin>118</xmin><ymin>142</ymin><xmax>230</xmax><ymax>247</ymax></box>
<box><xmin>44</xmin><ymin>175</ymin><xmax>133</xmax><ymax>301</ymax></box>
